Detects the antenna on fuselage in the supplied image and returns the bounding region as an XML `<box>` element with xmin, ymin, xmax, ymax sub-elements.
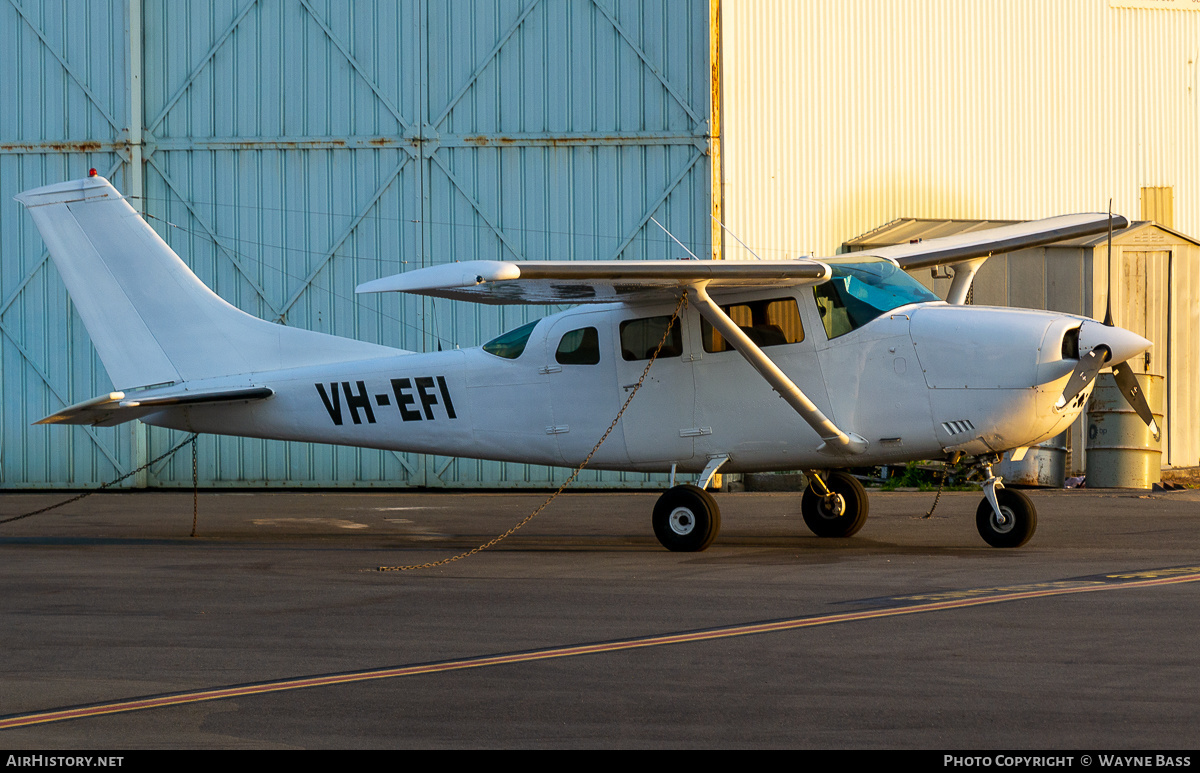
<box><xmin>711</xmin><ymin>214</ymin><xmax>764</xmax><ymax>261</ymax></box>
<box><xmin>650</xmin><ymin>216</ymin><xmax>702</xmax><ymax>260</ymax></box>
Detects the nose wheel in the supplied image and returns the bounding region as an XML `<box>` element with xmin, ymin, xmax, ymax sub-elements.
<box><xmin>971</xmin><ymin>459</ymin><xmax>1037</xmax><ymax>548</ymax></box>
<box><xmin>652</xmin><ymin>484</ymin><xmax>720</xmax><ymax>552</ymax></box>
<box><xmin>976</xmin><ymin>488</ymin><xmax>1037</xmax><ymax>548</ymax></box>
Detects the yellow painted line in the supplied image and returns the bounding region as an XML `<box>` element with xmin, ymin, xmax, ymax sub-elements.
<box><xmin>3</xmin><ymin>569</ymin><xmax>1199</xmax><ymax>731</ymax></box>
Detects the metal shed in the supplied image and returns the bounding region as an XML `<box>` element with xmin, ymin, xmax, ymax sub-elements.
<box><xmin>1</xmin><ymin>0</ymin><xmax>713</xmax><ymax>489</ymax></box>
<box><xmin>845</xmin><ymin>219</ymin><xmax>1200</xmax><ymax>473</ymax></box>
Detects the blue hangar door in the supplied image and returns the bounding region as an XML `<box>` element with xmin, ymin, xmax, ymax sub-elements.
<box><xmin>0</xmin><ymin>0</ymin><xmax>713</xmax><ymax>489</ymax></box>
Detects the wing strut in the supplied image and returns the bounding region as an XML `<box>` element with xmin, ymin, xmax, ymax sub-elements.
<box><xmin>687</xmin><ymin>285</ymin><xmax>868</xmax><ymax>456</ymax></box>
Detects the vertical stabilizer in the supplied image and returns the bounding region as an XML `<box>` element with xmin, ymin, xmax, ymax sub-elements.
<box><xmin>16</xmin><ymin>176</ymin><xmax>400</xmax><ymax>389</ymax></box>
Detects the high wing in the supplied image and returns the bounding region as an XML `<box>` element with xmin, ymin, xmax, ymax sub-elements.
<box><xmin>859</xmin><ymin>213</ymin><xmax>1128</xmax><ymax>270</ymax></box>
<box><xmin>356</xmin><ymin>259</ymin><xmax>832</xmax><ymax>304</ymax></box>
<box><xmin>356</xmin><ymin>214</ymin><xmax>1125</xmax><ymax>304</ymax></box>
<box><xmin>856</xmin><ymin>212</ymin><xmax>1127</xmax><ymax>306</ymax></box>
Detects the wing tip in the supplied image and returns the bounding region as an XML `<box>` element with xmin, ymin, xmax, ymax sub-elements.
<box><xmin>356</xmin><ymin>261</ymin><xmax>521</xmax><ymax>295</ymax></box>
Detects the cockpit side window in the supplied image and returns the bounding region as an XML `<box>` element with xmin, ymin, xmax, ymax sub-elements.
<box><xmin>555</xmin><ymin>327</ymin><xmax>601</xmax><ymax>365</ymax></box>
<box><xmin>620</xmin><ymin>315</ymin><xmax>682</xmax><ymax>361</ymax></box>
<box><xmin>701</xmin><ymin>298</ymin><xmax>804</xmax><ymax>353</ymax></box>
<box><xmin>482</xmin><ymin>319</ymin><xmax>540</xmax><ymax>359</ymax></box>
<box><xmin>813</xmin><ymin>281</ymin><xmax>858</xmax><ymax>339</ymax></box>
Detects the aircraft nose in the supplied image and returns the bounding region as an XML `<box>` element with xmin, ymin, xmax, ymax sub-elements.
<box><xmin>1077</xmin><ymin>320</ymin><xmax>1151</xmax><ymax>365</ymax></box>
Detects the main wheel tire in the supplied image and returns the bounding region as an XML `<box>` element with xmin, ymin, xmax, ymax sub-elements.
<box><xmin>801</xmin><ymin>471</ymin><xmax>869</xmax><ymax>538</ymax></box>
<box><xmin>652</xmin><ymin>484</ymin><xmax>721</xmax><ymax>552</ymax></box>
<box><xmin>976</xmin><ymin>488</ymin><xmax>1037</xmax><ymax>548</ymax></box>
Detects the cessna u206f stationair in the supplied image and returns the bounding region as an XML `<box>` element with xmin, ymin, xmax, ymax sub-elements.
<box><xmin>17</xmin><ymin>175</ymin><xmax>1158</xmax><ymax>550</ymax></box>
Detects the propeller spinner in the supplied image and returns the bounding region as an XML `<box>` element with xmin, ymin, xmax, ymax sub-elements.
<box><xmin>1055</xmin><ymin>321</ymin><xmax>1159</xmax><ymax>441</ymax></box>
<box><xmin>1072</xmin><ymin>205</ymin><xmax>1161</xmax><ymax>441</ymax></box>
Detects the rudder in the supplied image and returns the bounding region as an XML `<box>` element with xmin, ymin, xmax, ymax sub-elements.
<box><xmin>16</xmin><ymin>176</ymin><xmax>399</xmax><ymax>390</ymax></box>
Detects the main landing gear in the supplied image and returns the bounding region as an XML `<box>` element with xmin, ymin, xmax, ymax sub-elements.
<box><xmin>652</xmin><ymin>484</ymin><xmax>720</xmax><ymax>552</ymax></box>
<box><xmin>801</xmin><ymin>471</ymin><xmax>870</xmax><ymax>538</ymax></box>
<box><xmin>649</xmin><ymin>469</ymin><xmax>873</xmax><ymax>551</ymax></box>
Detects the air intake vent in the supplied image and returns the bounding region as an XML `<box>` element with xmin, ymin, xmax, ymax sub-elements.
<box><xmin>1062</xmin><ymin>326</ymin><xmax>1081</xmax><ymax>359</ymax></box>
<box><xmin>942</xmin><ymin>420</ymin><xmax>975</xmax><ymax>436</ymax></box>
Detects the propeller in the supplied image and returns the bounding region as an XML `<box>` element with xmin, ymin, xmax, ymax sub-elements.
<box><xmin>1055</xmin><ymin>344</ymin><xmax>1110</xmax><ymax>410</ymax></box>
<box><xmin>1112</xmin><ymin>359</ymin><xmax>1161</xmax><ymax>440</ymax></box>
<box><xmin>1053</xmin><ymin>205</ymin><xmax>1160</xmax><ymax>441</ymax></box>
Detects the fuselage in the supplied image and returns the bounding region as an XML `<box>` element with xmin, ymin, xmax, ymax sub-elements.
<box><xmin>143</xmin><ymin>279</ymin><xmax>1122</xmax><ymax>474</ymax></box>
<box><xmin>17</xmin><ymin>175</ymin><xmax>1149</xmax><ymax>513</ymax></box>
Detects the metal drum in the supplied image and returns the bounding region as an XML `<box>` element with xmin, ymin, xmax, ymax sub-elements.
<box><xmin>1085</xmin><ymin>373</ymin><xmax>1163</xmax><ymax>489</ymax></box>
<box><xmin>996</xmin><ymin>433</ymin><xmax>1067</xmax><ymax>487</ymax></box>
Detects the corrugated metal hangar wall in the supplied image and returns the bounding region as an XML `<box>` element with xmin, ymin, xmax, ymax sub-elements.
<box><xmin>716</xmin><ymin>0</ymin><xmax>1200</xmax><ymax>471</ymax></box>
<box><xmin>718</xmin><ymin>0</ymin><xmax>1199</xmax><ymax>259</ymax></box>
<box><xmin>1</xmin><ymin>0</ymin><xmax>712</xmax><ymax>488</ymax></box>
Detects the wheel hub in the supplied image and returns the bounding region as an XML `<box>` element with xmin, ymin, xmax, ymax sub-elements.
<box><xmin>821</xmin><ymin>493</ymin><xmax>846</xmax><ymax>518</ymax></box>
<box><xmin>991</xmin><ymin>508</ymin><xmax>1015</xmax><ymax>533</ymax></box>
<box><xmin>668</xmin><ymin>507</ymin><xmax>696</xmax><ymax>535</ymax></box>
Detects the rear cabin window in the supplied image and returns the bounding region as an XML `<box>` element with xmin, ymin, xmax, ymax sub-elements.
<box><xmin>482</xmin><ymin>319</ymin><xmax>540</xmax><ymax>359</ymax></box>
<box><xmin>555</xmin><ymin>327</ymin><xmax>601</xmax><ymax>365</ymax></box>
<box><xmin>620</xmin><ymin>315</ymin><xmax>683</xmax><ymax>361</ymax></box>
<box><xmin>701</xmin><ymin>298</ymin><xmax>804</xmax><ymax>353</ymax></box>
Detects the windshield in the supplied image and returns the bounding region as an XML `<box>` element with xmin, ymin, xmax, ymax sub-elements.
<box><xmin>814</xmin><ymin>258</ymin><xmax>939</xmax><ymax>339</ymax></box>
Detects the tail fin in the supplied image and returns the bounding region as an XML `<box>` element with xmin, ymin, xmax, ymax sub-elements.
<box><xmin>16</xmin><ymin>176</ymin><xmax>398</xmax><ymax>389</ymax></box>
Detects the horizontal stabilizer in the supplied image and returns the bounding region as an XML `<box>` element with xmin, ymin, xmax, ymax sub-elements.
<box><xmin>38</xmin><ymin>386</ymin><xmax>274</xmax><ymax>427</ymax></box>
<box><xmin>865</xmin><ymin>214</ymin><xmax>1128</xmax><ymax>270</ymax></box>
<box><xmin>357</xmin><ymin>259</ymin><xmax>832</xmax><ymax>305</ymax></box>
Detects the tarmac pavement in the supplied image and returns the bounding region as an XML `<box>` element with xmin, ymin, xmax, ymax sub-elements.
<box><xmin>1</xmin><ymin>487</ymin><xmax>1198</xmax><ymax>749</ymax></box>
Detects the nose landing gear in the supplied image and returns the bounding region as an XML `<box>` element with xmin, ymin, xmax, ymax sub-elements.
<box><xmin>974</xmin><ymin>458</ymin><xmax>1037</xmax><ymax>548</ymax></box>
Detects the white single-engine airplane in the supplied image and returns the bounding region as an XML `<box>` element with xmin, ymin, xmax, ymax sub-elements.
<box><xmin>17</xmin><ymin>175</ymin><xmax>1159</xmax><ymax>550</ymax></box>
